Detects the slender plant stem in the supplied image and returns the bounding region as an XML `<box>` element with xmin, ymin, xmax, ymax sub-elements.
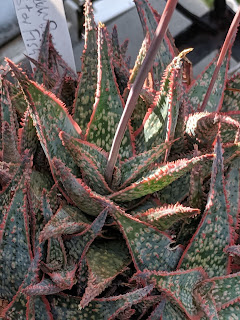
<box><xmin>105</xmin><ymin>0</ymin><xmax>178</xmax><ymax>185</ymax></box>
<box><xmin>200</xmin><ymin>6</ymin><xmax>240</xmax><ymax>112</ymax></box>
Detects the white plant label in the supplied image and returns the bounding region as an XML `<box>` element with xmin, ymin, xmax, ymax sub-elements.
<box><xmin>13</xmin><ymin>0</ymin><xmax>76</xmax><ymax>72</ymax></box>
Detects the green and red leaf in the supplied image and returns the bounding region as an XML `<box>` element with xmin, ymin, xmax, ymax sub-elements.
<box><xmin>50</xmin><ymin>285</ymin><xmax>153</xmax><ymax>320</ymax></box>
<box><xmin>112</xmin><ymin>209</ymin><xmax>183</xmax><ymax>272</ymax></box>
<box><xmin>85</xmin><ymin>24</ymin><xmax>135</xmax><ymax>160</ymax></box>
<box><xmin>178</xmin><ymin>138</ymin><xmax>234</xmax><ymax>277</ymax></box>
<box><xmin>80</xmin><ymin>240</ymin><xmax>131</xmax><ymax>308</ymax></box>
<box><xmin>73</xmin><ymin>0</ymin><xmax>98</xmax><ymax>134</ymax></box>
<box><xmin>109</xmin><ymin>154</ymin><xmax>214</xmax><ymax>203</ymax></box>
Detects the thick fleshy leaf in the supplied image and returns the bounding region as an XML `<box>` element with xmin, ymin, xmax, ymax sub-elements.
<box><xmin>161</xmin><ymin>300</ymin><xmax>187</xmax><ymax>320</ymax></box>
<box><xmin>135</xmin><ymin>204</ymin><xmax>200</xmax><ymax>231</ymax></box>
<box><xmin>18</xmin><ymin>108</ymin><xmax>38</xmax><ymax>156</ymax></box>
<box><xmin>129</xmin><ymin>34</ymin><xmax>150</xmax><ymax>86</ymax></box>
<box><xmin>6</xmin><ymin>59</ymin><xmax>81</xmax><ymax>175</ymax></box>
<box><xmin>222</xmin><ymin>72</ymin><xmax>240</xmax><ymax>117</ymax></box>
<box><xmin>134</xmin><ymin>0</ymin><xmax>176</xmax><ymax>90</ymax></box>
<box><xmin>28</xmin><ymin>296</ymin><xmax>53</xmax><ymax>320</ymax></box>
<box><xmin>73</xmin><ymin>0</ymin><xmax>98</xmax><ymax>134</ymax></box>
<box><xmin>7</xmin><ymin>81</ymin><xmax>28</xmax><ymax>117</ymax></box>
<box><xmin>34</xmin><ymin>21</ymin><xmax>51</xmax><ymax>84</ymax></box>
<box><xmin>178</xmin><ymin>138</ymin><xmax>233</xmax><ymax>277</ymax></box>
<box><xmin>1</xmin><ymin>79</ymin><xmax>18</xmax><ymax>139</ymax></box>
<box><xmin>60</xmin><ymin>131</ymin><xmax>109</xmax><ymax>177</ymax></box>
<box><xmin>185</xmin><ymin>112</ymin><xmax>239</xmax><ymax>146</ymax></box>
<box><xmin>52</xmin><ymin>158</ymin><xmax>114</xmax><ymax>216</ymax></box>
<box><xmin>156</xmin><ymin>173</ymin><xmax>191</xmax><ymax>205</ymax></box>
<box><xmin>47</xmin><ymin>35</ymin><xmax>77</xmax><ymax>81</ymax></box>
<box><xmin>44</xmin><ymin>209</ymin><xmax>108</xmax><ymax>291</ymax></box>
<box><xmin>131</xmin><ymin>96</ymin><xmax>149</xmax><ymax>139</ymax></box>
<box><xmin>85</xmin><ymin>24</ymin><xmax>134</xmax><ymax>160</ymax></box>
<box><xmin>157</xmin><ymin>142</ymin><xmax>240</xmax><ymax>205</ymax></box>
<box><xmin>40</xmin><ymin>204</ymin><xmax>90</xmax><ymax>241</ymax></box>
<box><xmin>29</xmin><ymin>55</ymin><xmax>58</xmax><ymax>89</ymax></box>
<box><xmin>111</xmin><ymin>25</ymin><xmax>130</xmax><ymax>95</ymax></box>
<box><xmin>0</xmin><ymin>156</ymin><xmax>29</xmax><ymax>225</ymax></box>
<box><xmin>47</xmin><ymin>264</ymin><xmax>77</xmax><ymax>290</ymax></box>
<box><xmin>199</xmin><ymin>272</ymin><xmax>240</xmax><ymax>311</ymax></box>
<box><xmin>2</xmin><ymin>245</ymin><xmax>45</xmax><ymax>318</ymax></box>
<box><xmin>120</xmin><ymin>142</ymin><xmax>170</xmax><ymax>188</ymax></box>
<box><xmin>64</xmin><ymin>208</ymin><xmax>108</xmax><ymax>266</ymax></box>
<box><xmin>130</xmin><ymin>198</ymin><xmax>160</xmax><ymax>216</ymax></box>
<box><xmin>112</xmin><ymin>209</ymin><xmax>183</xmax><ymax>271</ymax></box>
<box><xmin>139</xmin><ymin>268</ymin><xmax>207</xmax><ymax>319</ymax></box>
<box><xmin>147</xmin><ymin>299</ymin><xmax>166</xmax><ymax>320</ymax></box>
<box><xmin>50</xmin><ymin>285</ymin><xmax>153</xmax><ymax>320</ymax></box>
<box><xmin>218</xmin><ymin>302</ymin><xmax>240</xmax><ymax>319</ymax></box>
<box><xmin>134</xmin><ymin>50</ymin><xmax>187</xmax><ymax>153</ymax></box>
<box><xmin>1</xmin><ymin>79</ymin><xmax>20</xmax><ymax>163</ymax></box>
<box><xmin>80</xmin><ymin>240</ymin><xmax>131</xmax><ymax>308</ymax></box>
<box><xmin>46</xmin><ymin>237</ymin><xmax>67</xmax><ymax>271</ymax></box>
<box><xmin>0</xmin><ymin>172</ymin><xmax>33</xmax><ymax>300</ymax></box>
<box><xmin>225</xmin><ymin>245</ymin><xmax>240</xmax><ymax>257</ymax></box>
<box><xmin>188</xmin><ymin>154</ymin><xmax>205</xmax><ymax>211</ymax></box>
<box><xmin>225</xmin><ymin>157</ymin><xmax>240</xmax><ymax>235</ymax></box>
<box><xmin>24</xmin><ymin>279</ymin><xmax>63</xmax><ymax>296</ymax></box>
<box><xmin>187</xmin><ymin>53</ymin><xmax>229</xmax><ymax>113</ymax></box>
<box><xmin>109</xmin><ymin>154</ymin><xmax>214</xmax><ymax>203</ymax></box>
<box><xmin>194</xmin><ymin>281</ymin><xmax>219</xmax><ymax>320</ymax></box>
<box><xmin>2</xmin><ymin>122</ymin><xmax>21</xmax><ymax>164</ymax></box>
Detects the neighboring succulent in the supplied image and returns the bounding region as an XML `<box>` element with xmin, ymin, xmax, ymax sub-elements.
<box><xmin>1</xmin><ymin>0</ymin><xmax>240</xmax><ymax>319</ymax></box>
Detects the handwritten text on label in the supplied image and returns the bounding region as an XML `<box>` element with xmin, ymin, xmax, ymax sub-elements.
<box><xmin>13</xmin><ymin>0</ymin><xmax>76</xmax><ymax>72</ymax></box>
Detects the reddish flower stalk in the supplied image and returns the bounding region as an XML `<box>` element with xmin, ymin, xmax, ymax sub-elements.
<box><xmin>105</xmin><ymin>0</ymin><xmax>179</xmax><ymax>185</ymax></box>
<box><xmin>200</xmin><ymin>6</ymin><xmax>240</xmax><ymax>112</ymax></box>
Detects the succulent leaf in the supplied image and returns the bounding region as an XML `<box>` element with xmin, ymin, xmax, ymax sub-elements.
<box><xmin>80</xmin><ymin>240</ymin><xmax>131</xmax><ymax>308</ymax></box>
<box><xmin>0</xmin><ymin>173</ymin><xmax>32</xmax><ymax>300</ymax></box>
<box><xmin>109</xmin><ymin>154</ymin><xmax>214</xmax><ymax>203</ymax></box>
<box><xmin>73</xmin><ymin>0</ymin><xmax>98</xmax><ymax>134</ymax></box>
<box><xmin>24</xmin><ymin>279</ymin><xmax>63</xmax><ymax>296</ymax></box>
<box><xmin>135</xmin><ymin>204</ymin><xmax>200</xmax><ymax>231</ymax></box>
<box><xmin>112</xmin><ymin>210</ymin><xmax>183</xmax><ymax>271</ymax></box>
<box><xmin>50</xmin><ymin>285</ymin><xmax>153</xmax><ymax>320</ymax></box>
<box><xmin>178</xmin><ymin>138</ymin><xmax>233</xmax><ymax>277</ymax></box>
<box><xmin>199</xmin><ymin>272</ymin><xmax>240</xmax><ymax>311</ymax></box>
<box><xmin>225</xmin><ymin>157</ymin><xmax>240</xmax><ymax>235</ymax></box>
<box><xmin>185</xmin><ymin>112</ymin><xmax>240</xmax><ymax>146</ymax></box>
<box><xmin>46</xmin><ymin>236</ymin><xmax>67</xmax><ymax>271</ymax></box>
<box><xmin>6</xmin><ymin>59</ymin><xmax>81</xmax><ymax>175</ymax></box>
<box><xmin>59</xmin><ymin>131</ymin><xmax>109</xmax><ymax>176</ymax></box>
<box><xmin>1</xmin><ymin>80</ymin><xmax>20</xmax><ymax>163</ymax></box>
<box><xmin>120</xmin><ymin>142</ymin><xmax>170</xmax><ymax>188</ymax></box>
<box><xmin>0</xmin><ymin>156</ymin><xmax>29</xmax><ymax>225</ymax></box>
<box><xmin>18</xmin><ymin>108</ymin><xmax>38</xmax><ymax>157</ymax></box>
<box><xmin>28</xmin><ymin>296</ymin><xmax>53</xmax><ymax>320</ymax></box>
<box><xmin>40</xmin><ymin>204</ymin><xmax>90</xmax><ymax>241</ymax></box>
<box><xmin>34</xmin><ymin>21</ymin><xmax>51</xmax><ymax>84</ymax></box>
<box><xmin>111</xmin><ymin>25</ymin><xmax>130</xmax><ymax>95</ymax></box>
<box><xmin>187</xmin><ymin>53</ymin><xmax>229</xmax><ymax>113</ymax></box>
<box><xmin>64</xmin><ymin>208</ymin><xmax>108</xmax><ymax>266</ymax></box>
<box><xmin>134</xmin><ymin>0</ymin><xmax>176</xmax><ymax>90</ymax></box>
<box><xmin>129</xmin><ymin>34</ymin><xmax>150</xmax><ymax>86</ymax></box>
<box><xmin>52</xmin><ymin>158</ymin><xmax>114</xmax><ymax>216</ymax></box>
<box><xmin>85</xmin><ymin>24</ymin><xmax>135</xmax><ymax>160</ymax></box>
<box><xmin>139</xmin><ymin>268</ymin><xmax>207</xmax><ymax>319</ymax></box>
<box><xmin>134</xmin><ymin>51</ymin><xmax>184</xmax><ymax>153</ymax></box>
<box><xmin>218</xmin><ymin>302</ymin><xmax>240</xmax><ymax>319</ymax></box>
<box><xmin>161</xmin><ymin>300</ymin><xmax>188</xmax><ymax>320</ymax></box>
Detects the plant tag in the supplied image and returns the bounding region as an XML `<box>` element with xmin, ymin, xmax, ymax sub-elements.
<box><xmin>13</xmin><ymin>0</ymin><xmax>76</xmax><ymax>73</ymax></box>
